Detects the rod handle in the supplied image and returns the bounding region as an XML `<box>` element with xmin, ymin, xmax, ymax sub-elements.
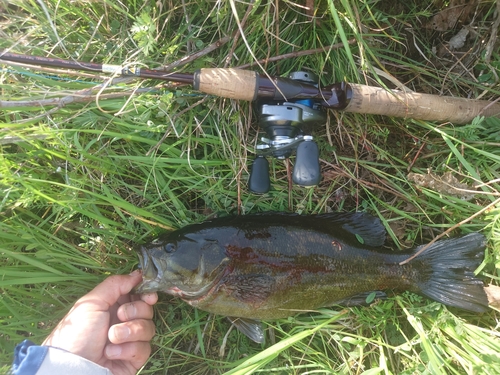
<box><xmin>344</xmin><ymin>84</ymin><xmax>500</xmax><ymax>124</ymax></box>
<box><xmin>193</xmin><ymin>68</ymin><xmax>259</xmax><ymax>101</ymax></box>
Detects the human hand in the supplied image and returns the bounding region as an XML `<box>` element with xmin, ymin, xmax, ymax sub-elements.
<box><xmin>43</xmin><ymin>270</ymin><xmax>158</xmax><ymax>375</ymax></box>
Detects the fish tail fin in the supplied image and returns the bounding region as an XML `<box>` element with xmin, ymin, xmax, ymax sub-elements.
<box><xmin>413</xmin><ymin>233</ymin><xmax>488</xmax><ymax>313</ymax></box>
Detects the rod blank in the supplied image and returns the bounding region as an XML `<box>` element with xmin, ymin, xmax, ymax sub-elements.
<box><xmin>1</xmin><ymin>50</ymin><xmax>499</xmax><ymax>124</ymax></box>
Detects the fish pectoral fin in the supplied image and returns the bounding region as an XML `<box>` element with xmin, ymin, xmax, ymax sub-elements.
<box><xmin>228</xmin><ymin>317</ymin><xmax>265</xmax><ymax>344</ymax></box>
<box><xmin>333</xmin><ymin>291</ymin><xmax>387</xmax><ymax>307</ymax></box>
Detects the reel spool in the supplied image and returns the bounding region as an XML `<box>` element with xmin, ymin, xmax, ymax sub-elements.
<box><xmin>248</xmin><ymin>71</ymin><xmax>326</xmax><ymax>194</ymax></box>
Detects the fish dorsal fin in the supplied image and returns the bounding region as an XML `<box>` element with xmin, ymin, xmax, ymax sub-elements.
<box><xmin>227</xmin><ymin>317</ymin><xmax>265</xmax><ymax>344</ymax></box>
<box><xmin>315</xmin><ymin>212</ymin><xmax>386</xmax><ymax>247</ymax></box>
<box><xmin>225</xmin><ymin>211</ymin><xmax>386</xmax><ymax>247</ymax></box>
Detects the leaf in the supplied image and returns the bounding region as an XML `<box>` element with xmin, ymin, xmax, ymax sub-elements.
<box><xmin>424</xmin><ymin>0</ymin><xmax>476</xmax><ymax>31</ymax></box>
<box><xmin>355</xmin><ymin>233</ymin><xmax>365</xmax><ymax>244</ymax></box>
<box><xmin>131</xmin><ymin>10</ymin><xmax>157</xmax><ymax>56</ymax></box>
<box><xmin>366</xmin><ymin>291</ymin><xmax>378</xmax><ymax>304</ymax></box>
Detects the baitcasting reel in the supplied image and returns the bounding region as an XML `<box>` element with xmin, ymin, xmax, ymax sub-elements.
<box><xmin>248</xmin><ymin>71</ymin><xmax>326</xmax><ymax>194</ymax></box>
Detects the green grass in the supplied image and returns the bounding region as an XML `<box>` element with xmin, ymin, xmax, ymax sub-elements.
<box><xmin>1</xmin><ymin>0</ymin><xmax>500</xmax><ymax>373</ymax></box>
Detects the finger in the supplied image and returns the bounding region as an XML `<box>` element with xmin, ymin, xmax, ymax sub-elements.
<box><xmin>117</xmin><ymin>300</ymin><xmax>154</xmax><ymax>322</ymax></box>
<box><xmin>140</xmin><ymin>292</ymin><xmax>158</xmax><ymax>305</ymax></box>
<box><xmin>117</xmin><ymin>294</ymin><xmax>133</xmax><ymax>306</ymax></box>
<box><xmin>79</xmin><ymin>271</ymin><xmax>143</xmax><ymax>310</ymax></box>
<box><xmin>108</xmin><ymin>319</ymin><xmax>156</xmax><ymax>344</ymax></box>
<box><xmin>130</xmin><ymin>290</ymin><xmax>158</xmax><ymax>305</ymax></box>
<box><xmin>105</xmin><ymin>341</ymin><xmax>151</xmax><ymax>369</ymax></box>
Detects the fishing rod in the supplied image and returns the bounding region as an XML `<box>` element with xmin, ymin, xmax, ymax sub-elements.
<box><xmin>2</xmin><ymin>50</ymin><xmax>499</xmax><ymax>124</ymax></box>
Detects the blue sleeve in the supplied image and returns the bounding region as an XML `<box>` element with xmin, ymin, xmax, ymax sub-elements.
<box><xmin>11</xmin><ymin>340</ymin><xmax>113</xmax><ymax>375</ymax></box>
<box><xmin>12</xmin><ymin>340</ymin><xmax>48</xmax><ymax>375</ymax></box>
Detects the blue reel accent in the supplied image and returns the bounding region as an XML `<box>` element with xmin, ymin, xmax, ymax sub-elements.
<box><xmin>294</xmin><ymin>99</ymin><xmax>315</xmax><ymax>108</ymax></box>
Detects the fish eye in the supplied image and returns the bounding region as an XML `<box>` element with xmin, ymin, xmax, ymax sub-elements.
<box><xmin>164</xmin><ymin>243</ymin><xmax>176</xmax><ymax>253</ymax></box>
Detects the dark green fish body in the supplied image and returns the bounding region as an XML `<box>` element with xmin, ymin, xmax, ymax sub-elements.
<box><xmin>135</xmin><ymin>212</ymin><xmax>488</xmax><ymax>340</ymax></box>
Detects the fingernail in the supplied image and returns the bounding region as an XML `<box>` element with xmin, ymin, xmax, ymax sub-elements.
<box><xmin>106</xmin><ymin>344</ymin><xmax>122</xmax><ymax>358</ymax></box>
<box><xmin>114</xmin><ymin>326</ymin><xmax>130</xmax><ymax>341</ymax></box>
<box><xmin>129</xmin><ymin>269</ymin><xmax>141</xmax><ymax>276</ymax></box>
<box><xmin>124</xmin><ymin>303</ymin><xmax>137</xmax><ymax>320</ymax></box>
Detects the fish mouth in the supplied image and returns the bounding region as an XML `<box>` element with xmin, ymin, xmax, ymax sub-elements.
<box><xmin>133</xmin><ymin>247</ymin><xmax>163</xmax><ymax>294</ymax></box>
<box><xmin>132</xmin><ymin>247</ymin><xmax>228</xmax><ymax>299</ymax></box>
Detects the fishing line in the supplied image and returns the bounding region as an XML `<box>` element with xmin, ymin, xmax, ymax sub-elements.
<box><xmin>0</xmin><ymin>68</ymin><xmax>97</xmax><ymax>85</ymax></box>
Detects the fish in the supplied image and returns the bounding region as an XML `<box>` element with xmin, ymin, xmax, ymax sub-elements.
<box><xmin>134</xmin><ymin>212</ymin><xmax>489</xmax><ymax>343</ymax></box>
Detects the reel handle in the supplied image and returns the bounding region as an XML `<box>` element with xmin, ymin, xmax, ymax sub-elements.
<box><xmin>248</xmin><ymin>156</ymin><xmax>270</xmax><ymax>194</ymax></box>
<box><xmin>292</xmin><ymin>140</ymin><xmax>321</xmax><ymax>187</ymax></box>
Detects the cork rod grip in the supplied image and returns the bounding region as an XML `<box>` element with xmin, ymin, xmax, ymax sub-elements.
<box><xmin>344</xmin><ymin>84</ymin><xmax>500</xmax><ymax>124</ymax></box>
<box><xmin>193</xmin><ymin>68</ymin><xmax>259</xmax><ymax>101</ymax></box>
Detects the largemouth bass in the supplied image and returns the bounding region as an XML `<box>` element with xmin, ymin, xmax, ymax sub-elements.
<box><xmin>135</xmin><ymin>212</ymin><xmax>488</xmax><ymax>343</ymax></box>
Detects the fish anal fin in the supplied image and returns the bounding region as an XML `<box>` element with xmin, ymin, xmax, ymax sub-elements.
<box><xmin>228</xmin><ymin>317</ymin><xmax>265</xmax><ymax>343</ymax></box>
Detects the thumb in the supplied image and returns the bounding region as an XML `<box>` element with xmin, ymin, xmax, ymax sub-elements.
<box><xmin>79</xmin><ymin>271</ymin><xmax>143</xmax><ymax>309</ymax></box>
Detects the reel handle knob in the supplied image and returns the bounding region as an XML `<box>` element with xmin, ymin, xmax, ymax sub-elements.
<box><xmin>292</xmin><ymin>140</ymin><xmax>321</xmax><ymax>187</ymax></box>
<box><xmin>248</xmin><ymin>156</ymin><xmax>270</xmax><ymax>194</ymax></box>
